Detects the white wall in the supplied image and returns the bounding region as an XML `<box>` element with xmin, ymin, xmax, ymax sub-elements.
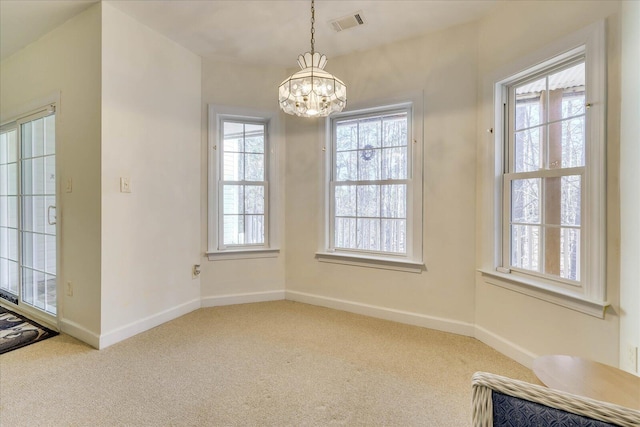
<box><xmin>285</xmin><ymin>22</ymin><xmax>479</xmax><ymax>334</ymax></box>
<box><xmin>475</xmin><ymin>0</ymin><xmax>621</xmax><ymax>367</ymax></box>
<box><xmin>100</xmin><ymin>3</ymin><xmax>202</xmax><ymax>346</ymax></box>
<box><xmin>619</xmin><ymin>0</ymin><xmax>640</xmax><ymax>375</ymax></box>
<box><xmin>199</xmin><ymin>59</ymin><xmax>287</xmax><ymax>305</ymax></box>
<box><xmin>0</xmin><ymin>5</ymin><xmax>102</xmax><ymax>342</ymax></box>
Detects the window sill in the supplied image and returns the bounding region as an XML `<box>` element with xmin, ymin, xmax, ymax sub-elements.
<box><xmin>478</xmin><ymin>268</ymin><xmax>609</xmax><ymax>318</ymax></box>
<box><xmin>207</xmin><ymin>248</ymin><xmax>280</xmax><ymax>261</ymax></box>
<box><xmin>316</xmin><ymin>252</ymin><xmax>425</xmax><ymax>273</ymax></box>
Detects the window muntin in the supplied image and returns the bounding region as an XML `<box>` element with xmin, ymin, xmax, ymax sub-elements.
<box><xmin>331</xmin><ymin>108</ymin><xmax>411</xmax><ymax>256</ymax></box>
<box><xmin>505</xmin><ymin>58</ymin><xmax>586</xmax><ymax>285</ymax></box>
<box><xmin>219</xmin><ymin>119</ymin><xmax>268</xmax><ymax>249</ymax></box>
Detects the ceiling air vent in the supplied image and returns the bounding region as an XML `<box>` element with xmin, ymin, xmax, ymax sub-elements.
<box><xmin>329</xmin><ymin>11</ymin><xmax>365</xmax><ymax>32</ymax></box>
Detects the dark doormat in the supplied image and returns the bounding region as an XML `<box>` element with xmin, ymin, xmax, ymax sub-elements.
<box><xmin>0</xmin><ymin>306</ymin><xmax>58</xmax><ymax>355</ymax></box>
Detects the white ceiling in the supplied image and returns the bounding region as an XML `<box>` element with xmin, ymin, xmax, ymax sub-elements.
<box><xmin>1</xmin><ymin>0</ymin><xmax>499</xmax><ymax>66</ymax></box>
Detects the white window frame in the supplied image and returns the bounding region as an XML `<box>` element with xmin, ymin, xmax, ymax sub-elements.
<box><xmin>480</xmin><ymin>21</ymin><xmax>607</xmax><ymax>317</ymax></box>
<box><xmin>317</xmin><ymin>97</ymin><xmax>424</xmax><ymax>273</ymax></box>
<box><xmin>207</xmin><ymin>105</ymin><xmax>280</xmax><ymax>261</ymax></box>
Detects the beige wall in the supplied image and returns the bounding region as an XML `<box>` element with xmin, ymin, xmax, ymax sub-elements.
<box><xmin>619</xmin><ymin>0</ymin><xmax>640</xmax><ymax>375</ymax></box>
<box><xmin>475</xmin><ymin>0</ymin><xmax>621</xmax><ymax>367</ymax></box>
<box><xmin>0</xmin><ymin>5</ymin><xmax>102</xmax><ymax>341</ymax></box>
<box><xmin>100</xmin><ymin>3</ymin><xmax>202</xmax><ymax>344</ymax></box>
<box><xmin>285</xmin><ymin>22</ymin><xmax>479</xmax><ymax>332</ymax></box>
<box><xmin>199</xmin><ymin>59</ymin><xmax>287</xmax><ymax>303</ymax></box>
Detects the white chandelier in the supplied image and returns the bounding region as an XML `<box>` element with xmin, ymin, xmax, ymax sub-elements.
<box><xmin>278</xmin><ymin>0</ymin><xmax>347</xmax><ymax>117</ymax></box>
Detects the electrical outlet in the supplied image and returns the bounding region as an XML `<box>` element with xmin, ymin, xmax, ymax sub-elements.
<box><xmin>626</xmin><ymin>344</ymin><xmax>638</xmax><ymax>373</ymax></box>
<box><xmin>192</xmin><ymin>264</ymin><xmax>201</xmax><ymax>279</ymax></box>
<box><xmin>120</xmin><ymin>177</ymin><xmax>131</xmax><ymax>193</ymax></box>
<box><xmin>65</xmin><ymin>178</ymin><xmax>72</xmax><ymax>193</ymax></box>
<box><xmin>66</xmin><ymin>281</ymin><xmax>73</xmax><ymax>297</ymax></box>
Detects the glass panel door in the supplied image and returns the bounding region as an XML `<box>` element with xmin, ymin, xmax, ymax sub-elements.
<box><xmin>0</xmin><ymin>111</ymin><xmax>57</xmax><ymax>317</ymax></box>
<box><xmin>20</xmin><ymin>114</ymin><xmax>57</xmax><ymax>315</ymax></box>
<box><xmin>0</xmin><ymin>128</ymin><xmax>19</xmax><ymax>303</ymax></box>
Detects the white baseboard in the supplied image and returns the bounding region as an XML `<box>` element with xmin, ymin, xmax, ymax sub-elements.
<box><xmin>474</xmin><ymin>325</ymin><xmax>538</xmax><ymax>368</ymax></box>
<box><xmin>60</xmin><ymin>317</ymin><xmax>101</xmax><ymax>349</ymax></box>
<box><xmin>201</xmin><ymin>290</ymin><xmax>285</xmax><ymax>307</ymax></box>
<box><xmin>98</xmin><ymin>298</ymin><xmax>201</xmax><ymax>349</ymax></box>
<box><xmin>61</xmin><ymin>290</ymin><xmax>539</xmax><ymax>369</ymax></box>
<box><xmin>285</xmin><ymin>290</ymin><xmax>475</xmax><ymax>337</ymax></box>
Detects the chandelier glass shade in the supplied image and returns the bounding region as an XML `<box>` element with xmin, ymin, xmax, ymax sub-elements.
<box><xmin>278</xmin><ymin>0</ymin><xmax>347</xmax><ymax>117</ymax></box>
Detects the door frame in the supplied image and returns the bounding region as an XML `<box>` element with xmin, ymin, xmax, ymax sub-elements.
<box><xmin>0</xmin><ymin>93</ymin><xmax>61</xmax><ymax>331</ymax></box>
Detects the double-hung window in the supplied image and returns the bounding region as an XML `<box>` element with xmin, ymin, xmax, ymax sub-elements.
<box><xmin>319</xmin><ymin>103</ymin><xmax>424</xmax><ymax>272</ymax></box>
<box><xmin>207</xmin><ymin>107</ymin><xmax>279</xmax><ymax>259</ymax></box>
<box><xmin>488</xmin><ymin>22</ymin><xmax>607</xmax><ymax>316</ymax></box>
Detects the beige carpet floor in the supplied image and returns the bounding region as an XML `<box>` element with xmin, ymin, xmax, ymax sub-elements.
<box><xmin>0</xmin><ymin>301</ymin><xmax>537</xmax><ymax>426</ymax></box>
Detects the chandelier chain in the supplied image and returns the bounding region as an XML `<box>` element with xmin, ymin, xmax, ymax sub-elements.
<box><xmin>310</xmin><ymin>0</ymin><xmax>315</xmax><ymax>54</ymax></box>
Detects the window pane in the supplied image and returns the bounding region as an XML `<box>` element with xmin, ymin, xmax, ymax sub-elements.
<box><xmin>45</xmin><ymin>155</ymin><xmax>56</xmax><ymax>195</ymax></box>
<box><xmin>543</xmin><ymin>176</ymin><xmax>562</xmax><ymax>227</ymax></box>
<box><xmin>562</xmin><ymin>92</ymin><xmax>586</xmax><ymax>120</ymax></box>
<box><xmin>356</xmin><ymin>185</ymin><xmax>380</xmax><ymax>217</ymax></box>
<box><xmin>244</xmin><ymin>124</ymin><xmax>264</xmax><ymax>153</ymax></box>
<box><xmin>357</xmin><ymin>218</ymin><xmax>380</xmax><ymax>251</ymax></box>
<box><xmin>223</xmin><ymin>185</ymin><xmax>244</xmax><ymax>214</ymax></box>
<box><xmin>514</xmin><ymin>127</ymin><xmax>542</xmax><ymax>172</ymax></box>
<box><xmin>7</xmin><ymin>130</ymin><xmax>17</xmax><ymax>163</ymax></box>
<box><xmin>0</xmin><ymin>133</ymin><xmax>6</xmax><ymax>164</ymax></box>
<box><xmin>0</xmin><ymin>258</ymin><xmax>18</xmax><ymax>295</ymax></box>
<box><xmin>245</xmin><ymin>185</ymin><xmax>264</xmax><ymax>214</ymax></box>
<box><xmin>335</xmin><ymin>217</ymin><xmax>356</xmax><ymax>249</ymax></box>
<box><xmin>548</xmin><ymin>118</ymin><xmax>585</xmax><ymax>169</ymax></box>
<box><xmin>22</xmin><ymin>196</ymin><xmax>46</xmax><ymax>233</ymax></box>
<box><xmin>358</xmin><ymin>118</ymin><xmax>381</xmax><ymax>149</ymax></box>
<box><xmin>8</xmin><ymin>228</ymin><xmax>18</xmax><ymax>261</ymax></box>
<box><xmin>44</xmin><ymin>115</ymin><xmax>56</xmax><ymax>155</ymax></box>
<box><xmin>511</xmin><ymin>178</ymin><xmax>540</xmax><ymax>224</ymax></box>
<box><xmin>357</xmin><ymin>148</ymin><xmax>381</xmax><ymax>181</ymax></box>
<box><xmin>561</xmin><ymin>175</ymin><xmax>581</xmax><ymax>226</ymax></box>
<box><xmin>30</xmin><ymin>118</ymin><xmax>45</xmax><ymax>157</ymax></box>
<box><xmin>511</xmin><ymin>224</ymin><xmax>540</xmax><ymax>272</ymax></box>
<box><xmin>45</xmin><ymin>234</ymin><xmax>56</xmax><ymax>275</ymax></box>
<box><xmin>382</xmin><ymin>114</ymin><xmax>408</xmax><ymax>147</ymax></box>
<box><xmin>245</xmin><ymin>215</ymin><xmax>264</xmax><ymax>244</ymax></box>
<box><xmin>515</xmin><ymin>77</ymin><xmax>545</xmax><ymax>131</ymax></box>
<box><xmin>245</xmin><ymin>153</ymin><xmax>264</xmax><ymax>181</ymax></box>
<box><xmin>560</xmin><ymin>228</ymin><xmax>580</xmax><ymax>281</ymax></box>
<box><xmin>223</xmin><ymin>122</ymin><xmax>244</xmax><ymax>151</ymax></box>
<box><xmin>22</xmin><ymin>232</ymin><xmax>45</xmax><ymax>271</ymax></box>
<box><xmin>549</xmin><ymin>62</ymin><xmax>585</xmax><ymax>116</ymax></box>
<box><xmin>381</xmin><ymin>219</ymin><xmax>406</xmax><ymax>253</ymax></box>
<box><xmin>0</xmin><ymin>165</ymin><xmax>6</xmax><ymax>196</ymax></box>
<box><xmin>22</xmin><ymin>158</ymin><xmax>45</xmax><ymax>195</ymax></box>
<box><xmin>336</xmin><ymin>121</ymin><xmax>357</xmax><ymax>152</ymax></box>
<box><xmin>223</xmin><ymin>215</ymin><xmax>244</xmax><ymax>245</ymax></box>
<box><xmin>381</xmin><ymin>147</ymin><xmax>407</xmax><ymax>180</ymax></box>
<box><xmin>335</xmin><ymin>185</ymin><xmax>356</xmax><ymax>217</ymax></box>
<box><xmin>8</xmin><ymin>260</ymin><xmax>18</xmax><ymax>294</ymax></box>
<box><xmin>223</xmin><ymin>152</ymin><xmax>244</xmax><ymax>180</ymax></box>
<box><xmin>7</xmin><ymin>164</ymin><xmax>17</xmax><ymax>196</ymax></box>
<box><xmin>358</xmin><ymin>117</ymin><xmax>381</xmax><ymax>149</ymax></box>
<box><xmin>7</xmin><ymin>196</ymin><xmax>16</xmax><ymax>228</ymax></box>
<box><xmin>381</xmin><ymin>185</ymin><xmax>406</xmax><ymax>218</ymax></box>
<box><xmin>336</xmin><ymin>151</ymin><xmax>357</xmax><ymax>181</ymax></box>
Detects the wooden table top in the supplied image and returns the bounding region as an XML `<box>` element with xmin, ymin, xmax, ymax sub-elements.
<box><xmin>533</xmin><ymin>355</ymin><xmax>640</xmax><ymax>410</ymax></box>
